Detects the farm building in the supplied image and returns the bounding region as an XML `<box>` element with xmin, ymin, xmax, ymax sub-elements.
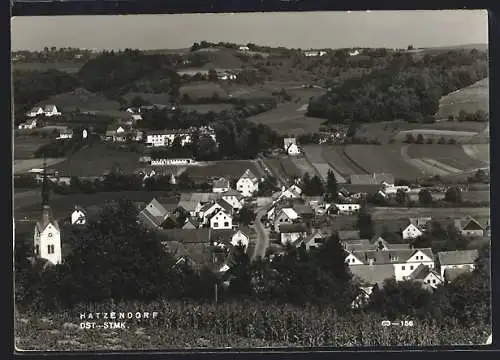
<box><xmin>438</xmin><ymin>250</ymin><xmax>479</xmax><ymax>279</ymax></box>
<box><xmin>236</xmin><ymin>169</ymin><xmax>259</xmax><ymax>197</ymax></box>
<box><xmin>208</xmin><ymin>208</ymin><xmax>233</xmax><ymax>230</ymax></box>
<box><xmin>406</xmin><ymin>264</ymin><xmax>443</xmax><ymax>289</ymax></box>
<box><xmin>279</xmin><ymin>223</ymin><xmax>308</xmax><ymax>246</ymax></box>
<box><xmin>213</xmin><ymin>177</ymin><xmax>231</xmax><ymax>193</ymax></box>
<box><xmin>402</xmin><ymin>217</ymin><xmax>432</xmax><ymax>240</ymax></box>
<box><xmin>70</xmin><ymin>205</ymin><xmax>87</xmax><ymax>225</ymax></box>
<box><xmin>453</xmin><ymin>216</ymin><xmax>489</xmax><ymax>237</ymax></box>
<box><xmin>18</xmin><ymin>118</ymin><xmax>38</xmax><ymax>130</ymax></box>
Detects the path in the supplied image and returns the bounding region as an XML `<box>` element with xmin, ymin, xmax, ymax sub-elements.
<box><xmin>252</xmin><ymin>205</ymin><xmax>272</xmax><ymax>260</ymax></box>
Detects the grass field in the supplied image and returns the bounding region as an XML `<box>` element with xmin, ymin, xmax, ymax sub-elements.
<box><xmin>288</xmin><ymin>156</ymin><xmax>318</xmax><ymax>177</ymax></box>
<box><xmin>462</xmin><ymin>144</ymin><xmax>490</xmax><ymax>164</ymax></box>
<box><xmin>435</xmin><ymin>78</ymin><xmax>489</xmax><ymax>120</ymax></box>
<box><xmin>14</xmin><ymin>136</ymin><xmax>50</xmax><ymax>160</ymax></box>
<box><xmin>405</xmin><ymin>145</ymin><xmax>488</xmax><ymax>171</ymax></box>
<box><xmin>181</xmin><ymin>104</ymin><xmax>235</xmax><ymax>113</ymax></box>
<box><xmin>183</xmin><ymin>160</ymin><xmax>265</xmax><ymax>180</ymax></box>
<box><xmin>39</xmin><ymin>88</ymin><xmax>121</xmax><ymax>112</ymax></box>
<box><xmin>48</xmin><ymin>143</ymin><xmax>140</xmax><ymax>177</ymax></box>
<box><xmin>302</xmin><ymin>145</ymin><xmax>350</xmax><ymax>182</ymax></box>
<box><xmin>461</xmin><ymin>190</ymin><xmax>490</xmax><ymax>203</ymax></box>
<box><xmin>14</xmin><ymin>158</ymin><xmax>66</xmax><ymax>175</ymax></box>
<box><xmin>13</xmin><ymin>61</ymin><xmax>84</xmax><ymax>74</ymax></box>
<box><xmin>123</xmin><ymin>92</ymin><xmax>171</xmax><ymax>106</ymax></box>
<box><xmin>180</xmin><ymin>83</ymin><xmax>228</xmax><ymax>100</ymax></box>
<box><xmin>260</xmin><ymin>156</ymin><xmax>288</xmax><ymax>184</ymax></box>
<box><xmin>371</xmin><ymin>206</ymin><xmax>490</xmax><ymax>221</ymax></box>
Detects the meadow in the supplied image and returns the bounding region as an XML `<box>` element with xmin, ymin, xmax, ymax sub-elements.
<box><xmin>39</xmin><ymin>88</ymin><xmax>121</xmax><ymax>113</ymax></box>
<box><xmin>14</xmin><ymin>135</ymin><xmax>51</xmax><ymax>160</ymax></box>
<box><xmin>13</xmin><ymin>61</ymin><xmax>85</xmax><ymax>74</ymax></box>
<box><xmin>15</xmin><ymin>302</ymin><xmax>491</xmax><ymax>350</ymax></box>
<box><xmin>183</xmin><ymin>160</ymin><xmax>265</xmax><ymax>180</ymax></box>
<box><xmin>181</xmin><ymin>103</ymin><xmax>235</xmax><ymax>113</ymax></box>
<box><xmin>370</xmin><ymin>206</ymin><xmax>490</xmax><ymax>221</ymax></box>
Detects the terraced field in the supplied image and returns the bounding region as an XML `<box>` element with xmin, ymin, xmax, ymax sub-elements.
<box><xmin>319</xmin><ymin>146</ymin><xmax>364</xmax><ymax>177</ymax></box>
<box><xmin>302</xmin><ymin>145</ymin><xmax>347</xmax><ymax>183</ymax></box>
<box><xmin>289</xmin><ymin>156</ymin><xmax>319</xmax><ymax>177</ymax></box>
<box><xmin>405</xmin><ymin>145</ymin><xmax>487</xmax><ymax>171</ymax></box>
<box><xmin>462</xmin><ymin>144</ymin><xmax>490</xmax><ymax>164</ymax></box>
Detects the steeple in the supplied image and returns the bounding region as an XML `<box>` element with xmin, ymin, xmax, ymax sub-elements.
<box><xmin>41</xmin><ymin>155</ymin><xmax>49</xmax><ymax>208</ymax></box>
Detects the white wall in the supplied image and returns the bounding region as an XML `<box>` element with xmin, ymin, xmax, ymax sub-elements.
<box><xmin>34</xmin><ymin>224</ymin><xmax>62</xmax><ymax>265</ymax></box>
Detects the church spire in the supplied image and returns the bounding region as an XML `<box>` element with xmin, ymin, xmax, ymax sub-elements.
<box><xmin>41</xmin><ymin>155</ymin><xmax>49</xmax><ymax>208</ymax></box>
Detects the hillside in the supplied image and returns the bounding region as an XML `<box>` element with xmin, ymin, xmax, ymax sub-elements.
<box><xmin>38</xmin><ymin>88</ymin><xmax>121</xmax><ymax>112</ymax></box>
<box><xmin>191</xmin><ymin>48</ymin><xmax>243</xmax><ymax>69</ymax></box>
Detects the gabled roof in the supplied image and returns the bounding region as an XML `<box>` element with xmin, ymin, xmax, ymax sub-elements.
<box><xmin>158</xmin><ymin>228</ymin><xmax>211</xmax><ymax>243</ymax></box>
<box><xmin>340</xmin><ymin>184</ymin><xmax>382</xmax><ymax>196</ymax></box>
<box><xmin>293</xmin><ymin>204</ymin><xmax>314</xmax><ymax>216</ymax></box>
<box><xmin>35</xmin><ymin>205</ymin><xmax>60</xmax><ymax>233</ymax></box>
<box><xmin>213</xmin><ymin>177</ymin><xmax>230</xmax><ymax>189</ymax></box>
<box><xmin>43</xmin><ymin>104</ymin><xmax>57</xmax><ymax>112</ymax></box>
<box><xmin>162</xmin><ymin>240</ymin><xmax>219</xmax><ymax>271</ymax></box>
<box><xmin>239</xmin><ymin>169</ymin><xmax>258</xmax><ymax>181</ymax></box>
<box><xmin>408</xmin><ymin>217</ymin><xmax>432</xmax><ymax>230</ymax></box>
<box><xmin>183</xmin><ymin>216</ymin><xmax>200</xmax><ymax>228</ymax></box>
<box><xmin>350</xmin><ymin>264</ymin><xmax>395</xmax><ymax>287</ymax></box>
<box><xmin>408</xmin><ymin>264</ymin><xmax>441</xmax><ymax>281</ymax></box>
<box><xmin>351</xmin><ymin>248</ymin><xmax>434</xmax><ymax>265</ymax></box>
<box><xmin>438</xmin><ymin>250</ymin><xmax>479</xmax><ymax>266</ymax></box>
<box><xmin>279</xmin><ymin>223</ymin><xmax>308</xmax><ymax>234</ymax></box>
<box><xmin>216</xmin><ymin>199</ymin><xmax>234</xmax><ymax>214</ymax></box>
<box><xmin>72</xmin><ymin>205</ymin><xmax>87</xmax><ymax>216</ymax></box>
<box><xmin>443</xmin><ymin>267</ymin><xmax>471</xmax><ymax>282</ymax></box>
<box><xmin>210</xmin><ymin>229</ymin><xmax>234</xmax><ymax>244</ymax></box>
<box><xmin>458</xmin><ymin>216</ymin><xmax>485</xmax><ymax>231</ymax></box>
<box><xmin>221</xmin><ymin>189</ymin><xmax>243</xmax><ymax>199</ymax></box>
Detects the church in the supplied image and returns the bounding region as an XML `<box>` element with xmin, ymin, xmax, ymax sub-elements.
<box><xmin>33</xmin><ymin>162</ymin><xmax>62</xmax><ymax>265</ymax></box>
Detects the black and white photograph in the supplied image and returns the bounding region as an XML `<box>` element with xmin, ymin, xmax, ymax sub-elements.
<box><xmin>12</xmin><ymin>10</ymin><xmax>491</xmax><ymax>350</ymax></box>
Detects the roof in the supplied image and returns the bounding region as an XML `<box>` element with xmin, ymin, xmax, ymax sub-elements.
<box><xmin>340</xmin><ymin>184</ymin><xmax>383</xmax><ymax>196</ymax></box>
<box><xmin>456</xmin><ymin>216</ymin><xmax>486</xmax><ymax>231</ymax></box>
<box><xmin>351</xmin><ymin>248</ymin><xmax>434</xmax><ymax>265</ymax></box>
<box><xmin>408</xmin><ymin>217</ymin><xmax>432</xmax><ymax>230</ymax></box>
<box><xmin>293</xmin><ymin>204</ymin><xmax>314</xmax><ymax>216</ymax></box>
<box><xmin>350</xmin><ymin>173</ymin><xmax>394</xmax><ymax>185</ymax></box>
<box><xmin>443</xmin><ymin>267</ymin><xmax>471</xmax><ymax>282</ymax></box>
<box><xmin>279</xmin><ymin>223</ymin><xmax>308</xmax><ymax>234</ymax></box>
<box><xmin>239</xmin><ymin>169</ymin><xmax>258</xmax><ymax>181</ymax></box>
<box><xmin>210</xmin><ymin>229</ymin><xmax>234</xmax><ymax>244</ymax></box>
<box><xmin>177</xmin><ymin>199</ymin><xmax>201</xmax><ymax>212</ymax></box>
<box><xmin>280</xmin><ymin>208</ymin><xmax>299</xmax><ymax>220</ymax></box>
<box><xmin>183</xmin><ymin>217</ymin><xmax>200</xmax><ymax>228</ymax></box>
<box><xmin>180</xmin><ymin>192</ymin><xmax>219</xmax><ymax>203</ymax></box>
<box><xmin>338</xmin><ymin>230</ymin><xmax>361</xmax><ymax>241</ymax></box>
<box><xmin>216</xmin><ymin>199</ymin><xmax>234</xmax><ymax>214</ymax></box>
<box><xmin>158</xmin><ymin>228</ymin><xmax>210</xmax><ymax>243</ymax></box>
<box><xmin>350</xmin><ymin>264</ymin><xmax>395</xmax><ymax>287</ymax></box>
<box><xmin>35</xmin><ymin>205</ymin><xmax>60</xmax><ymax>233</ymax></box>
<box><xmin>43</xmin><ymin>104</ymin><xmax>57</xmax><ymax>112</ymax></box>
<box><xmin>284</xmin><ymin>138</ymin><xmax>297</xmax><ymax>147</ymax></box>
<box><xmin>221</xmin><ymin>189</ymin><xmax>243</xmax><ymax>199</ymax></box>
<box><xmin>213</xmin><ymin>177</ymin><xmax>230</xmax><ymax>189</ymax></box>
<box><xmin>162</xmin><ymin>241</ymin><xmax>220</xmax><ymax>271</ymax></box>
<box><xmin>438</xmin><ymin>250</ymin><xmax>479</xmax><ymax>266</ymax></box>
<box><xmin>408</xmin><ymin>264</ymin><xmax>440</xmax><ymax>281</ymax></box>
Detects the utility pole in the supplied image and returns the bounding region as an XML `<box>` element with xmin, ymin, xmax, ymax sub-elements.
<box><xmin>214</xmin><ymin>282</ymin><xmax>218</xmax><ymax>304</ymax></box>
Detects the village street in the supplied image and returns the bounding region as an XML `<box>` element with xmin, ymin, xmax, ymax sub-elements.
<box><xmin>252</xmin><ymin>205</ymin><xmax>272</xmax><ymax>260</ymax></box>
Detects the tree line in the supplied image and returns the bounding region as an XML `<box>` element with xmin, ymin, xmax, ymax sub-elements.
<box><xmin>307</xmin><ymin>49</ymin><xmax>488</xmax><ymax>124</ymax></box>
<box><xmin>15</xmin><ymin>200</ymin><xmax>490</xmax><ymax>329</ymax></box>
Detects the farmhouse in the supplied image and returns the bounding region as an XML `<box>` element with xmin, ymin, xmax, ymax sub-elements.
<box><xmin>347</xmin><ymin>247</ymin><xmax>435</xmax><ymax>282</ymax></box>
<box><xmin>137</xmin><ymin>198</ymin><xmax>180</xmax><ymax>230</ymax></box>
<box><xmin>200</xmin><ymin>199</ymin><xmax>233</xmax><ymax>224</ymax></box>
<box><xmin>283</xmin><ymin>137</ymin><xmax>297</xmax><ymax>152</ymax></box>
<box><xmin>71</xmin><ymin>205</ymin><xmax>87</xmax><ymax>225</ymax></box>
<box><xmin>26</xmin><ymin>106</ymin><xmax>44</xmax><ymax>118</ymax></box>
<box><xmin>236</xmin><ymin>169</ymin><xmax>259</xmax><ymax>197</ymax></box>
<box><xmin>43</xmin><ymin>104</ymin><xmax>62</xmax><ymax>117</ymax></box>
<box><xmin>301</xmin><ymin>228</ymin><xmax>332</xmax><ymax>250</ymax></box>
<box><xmin>145</xmin><ymin>129</ymin><xmax>192</xmax><ymax>147</ymax></box>
<box><xmin>34</xmin><ymin>205</ymin><xmax>62</xmax><ymax>265</ymax></box>
<box><xmin>453</xmin><ymin>216</ymin><xmax>487</xmax><ymax>237</ymax></box>
<box><xmin>402</xmin><ymin>217</ymin><xmax>432</xmax><ymax>240</ymax></box>
<box><xmin>209</xmin><ymin>208</ymin><xmax>233</xmax><ymax>230</ymax></box>
<box><xmin>213</xmin><ymin>177</ymin><xmax>231</xmax><ymax>193</ymax></box>
<box><xmin>18</xmin><ymin>118</ymin><xmax>38</xmax><ymax>130</ymax></box>
<box><xmin>303</xmin><ymin>50</ymin><xmax>327</xmax><ymax>57</ymax></box>
<box><xmin>220</xmin><ymin>189</ymin><xmax>244</xmax><ymax>211</ymax></box>
<box><xmin>273</xmin><ymin>208</ymin><xmax>300</xmax><ymax>232</ymax></box>
<box><xmin>183</xmin><ymin>217</ymin><xmax>200</xmax><ymax>229</ymax></box>
<box><xmin>279</xmin><ymin>223</ymin><xmax>308</xmax><ymax>246</ymax></box>
<box><xmin>349</xmin><ymin>173</ymin><xmax>395</xmax><ymax>186</ymax></box>
<box><xmin>287</xmin><ymin>143</ymin><xmax>301</xmax><ymax>156</ymax></box>
<box><xmin>438</xmin><ymin>250</ymin><xmax>479</xmax><ymax>279</ymax></box>
<box><xmin>331</xmin><ymin>203</ymin><xmax>361</xmax><ymax>215</ymax></box>
<box><xmin>406</xmin><ymin>264</ymin><xmax>443</xmax><ymax>289</ymax></box>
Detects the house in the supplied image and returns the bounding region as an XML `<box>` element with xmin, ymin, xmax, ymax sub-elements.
<box><xmin>406</xmin><ymin>264</ymin><xmax>443</xmax><ymax>289</ymax></box>
<box><xmin>350</xmin><ymin>265</ymin><xmax>396</xmax><ymax>288</ymax></box>
<box><xmin>454</xmin><ymin>216</ymin><xmax>487</xmax><ymax>237</ymax></box>
<box><xmin>346</xmin><ymin>248</ymin><xmax>435</xmax><ymax>281</ymax></box>
<box><xmin>70</xmin><ymin>205</ymin><xmax>87</xmax><ymax>225</ymax></box>
<box><xmin>283</xmin><ymin>138</ymin><xmax>297</xmax><ymax>151</ymax></box>
<box><xmin>34</xmin><ymin>205</ymin><xmax>62</xmax><ymax>265</ymax></box>
<box><xmin>137</xmin><ymin>198</ymin><xmax>179</xmax><ymax>229</ymax></box>
<box><xmin>293</xmin><ymin>203</ymin><xmax>315</xmax><ymax>222</ymax></box>
<box><xmin>332</xmin><ymin>203</ymin><xmax>361</xmax><ymax>215</ymax></box>
<box><xmin>303</xmin><ymin>50</ymin><xmax>327</xmax><ymax>57</ymax></box>
<box><xmin>18</xmin><ymin>118</ymin><xmax>38</xmax><ymax>130</ymax></box>
<box><xmin>200</xmin><ymin>199</ymin><xmax>234</xmax><ymax>224</ymax></box>
<box><xmin>302</xmin><ymin>228</ymin><xmax>332</xmax><ymax>250</ymax></box>
<box><xmin>42</xmin><ymin>104</ymin><xmax>61</xmax><ymax>117</ymax></box>
<box><xmin>349</xmin><ymin>50</ymin><xmax>361</xmax><ymax>56</ymax></box>
<box><xmin>401</xmin><ymin>217</ymin><xmax>432</xmax><ymax>240</ymax></box>
<box><xmin>145</xmin><ymin>129</ymin><xmax>192</xmax><ymax>147</ymax></box>
<box><xmin>212</xmin><ymin>177</ymin><xmax>231</xmax><ymax>193</ymax></box>
<box><xmin>220</xmin><ymin>189</ymin><xmax>244</xmax><ymax>211</ymax></box>
<box><xmin>151</xmin><ymin>158</ymin><xmax>196</xmax><ymax>166</ymax></box>
<box><xmin>209</xmin><ymin>209</ymin><xmax>233</xmax><ymax>230</ymax></box>
<box><xmin>351</xmin><ymin>286</ymin><xmax>374</xmax><ymax>309</ymax></box>
<box><xmin>82</xmin><ymin>129</ymin><xmax>88</xmax><ymax>139</ymax></box>
<box><xmin>349</xmin><ymin>173</ymin><xmax>395</xmax><ymax>185</ymax></box>
<box><xmin>236</xmin><ymin>169</ymin><xmax>259</xmax><ymax>197</ymax></box>
<box><xmin>273</xmin><ymin>208</ymin><xmax>300</xmax><ymax>232</ymax></box>
<box><xmin>183</xmin><ymin>217</ymin><xmax>200</xmax><ymax>229</ymax></box>
<box><xmin>287</xmin><ymin>143</ymin><xmax>301</xmax><ymax>156</ymax></box>
<box><xmin>279</xmin><ymin>223</ymin><xmax>308</xmax><ymax>246</ymax></box>
<box><xmin>239</xmin><ymin>45</ymin><xmax>250</xmax><ymax>51</ymax></box>
<box><xmin>277</xmin><ymin>184</ymin><xmax>302</xmax><ymax>201</ymax></box>
<box><xmin>57</xmin><ymin>128</ymin><xmax>73</xmax><ymax>139</ymax></box>
<box><xmin>178</xmin><ymin>193</ymin><xmax>219</xmax><ymax>218</ymax></box>
<box><xmin>26</xmin><ymin>106</ymin><xmax>44</xmax><ymax>118</ymax></box>
<box><xmin>231</xmin><ymin>229</ymin><xmax>250</xmax><ymax>249</ymax></box>
<box><xmin>438</xmin><ymin>250</ymin><xmax>479</xmax><ymax>279</ymax></box>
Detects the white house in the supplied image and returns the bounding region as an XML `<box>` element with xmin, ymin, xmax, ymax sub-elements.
<box><xmin>438</xmin><ymin>250</ymin><xmax>479</xmax><ymax>279</ymax></box>
<box><xmin>57</xmin><ymin>128</ymin><xmax>73</xmax><ymax>139</ymax></box>
<box><xmin>346</xmin><ymin>248</ymin><xmax>435</xmax><ymax>282</ymax></box>
<box><xmin>42</xmin><ymin>104</ymin><xmax>61</xmax><ymax>117</ymax></box>
<box><xmin>145</xmin><ymin>129</ymin><xmax>191</xmax><ymax>147</ymax></box>
<box><xmin>220</xmin><ymin>189</ymin><xmax>243</xmax><ymax>211</ymax></box>
<box><xmin>26</xmin><ymin>106</ymin><xmax>44</xmax><ymax>118</ymax></box>
<box><xmin>239</xmin><ymin>45</ymin><xmax>250</xmax><ymax>51</ymax></box>
<box><xmin>277</xmin><ymin>184</ymin><xmax>302</xmax><ymax>201</ymax></box>
<box><xmin>401</xmin><ymin>217</ymin><xmax>432</xmax><ymax>240</ymax></box>
<box><xmin>209</xmin><ymin>209</ymin><xmax>233</xmax><ymax>230</ymax></box>
<box><xmin>231</xmin><ymin>229</ymin><xmax>250</xmax><ymax>249</ymax></box>
<box><xmin>213</xmin><ymin>177</ymin><xmax>231</xmax><ymax>193</ymax></box>
<box><xmin>349</xmin><ymin>50</ymin><xmax>360</xmax><ymax>56</ymax></box>
<box><xmin>402</xmin><ymin>224</ymin><xmax>423</xmax><ymax>240</ymax></box>
<box><xmin>236</xmin><ymin>169</ymin><xmax>259</xmax><ymax>197</ymax></box>
<box><xmin>18</xmin><ymin>119</ymin><xmax>38</xmax><ymax>130</ymax></box>
<box><xmin>406</xmin><ymin>264</ymin><xmax>443</xmax><ymax>289</ymax></box>
<box><xmin>287</xmin><ymin>143</ymin><xmax>301</xmax><ymax>156</ymax></box>
<box><xmin>332</xmin><ymin>203</ymin><xmax>361</xmax><ymax>215</ymax></box>
<box><xmin>82</xmin><ymin>129</ymin><xmax>88</xmax><ymax>139</ymax></box>
<box><xmin>454</xmin><ymin>216</ymin><xmax>487</xmax><ymax>238</ymax></box>
<box><xmin>34</xmin><ymin>205</ymin><xmax>62</xmax><ymax>265</ymax></box>
<box><xmin>283</xmin><ymin>138</ymin><xmax>297</xmax><ymax>152</ymax></box>
<box><xmin>71</xmin><ymin>205</ymin><xmax>87</xmax><ymax>225</ymax></box>
<box><xmin>279</xmin><ymin>223</ymin><xmax>308</xmax><ymax>246</ymax></box>
<box><xmin>273</xmin><ymin>208</ymin><xmax>299</xmax><ymax>232</ymax></box>
<box><xmin>304</xmin><ymin>50</ymin><xmax>327</xmax><ymax>57</ymax></box>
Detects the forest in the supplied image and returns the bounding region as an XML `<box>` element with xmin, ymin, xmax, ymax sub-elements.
<box><xmin>306</xmin><ymin>49</ymin><xmax>488</xmax><ymax>123</ymax></box>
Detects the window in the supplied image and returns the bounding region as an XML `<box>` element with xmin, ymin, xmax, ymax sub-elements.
<box><xmin>35</xmin><ymin>245</ymin><xmax>39</xmax><ymax>255</ymax></box>
<box><xmin>48</xmin><ymin>233</ymin><xmax>52</xmax><ymax>237</ymax></box>
<box><xmin>47</xmin><ymin>245</ymin><xmax>55</xmax><ymax>254</ymax></box>
<box><xmin>432</xmin><ymin>279</ymin><xmax>436</xmax><ymax>284</ymax></box>
<box><xmin>213</xmin><ymin>222</ymin><xmax>219</xmax><ymax>228</ymax></box>
<box><xmin>410</xmin><ymin>266</ymin><xmax>414</xmax><ymax>270</ymax></box>
<box><xmin>224</xmin><ymin>222</ymin><xmax>229</xmax><ymax>227</ymax></box>
<box><xmin>402</xmin><ymin>266</ymin><xmax>405</xmax><ymax>270</ymax></box>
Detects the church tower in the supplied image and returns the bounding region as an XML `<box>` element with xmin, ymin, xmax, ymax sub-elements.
<box><xmin>33</xmin><ymin>157</ymin><xmax>62</xmax><ymax>265</ymax></box>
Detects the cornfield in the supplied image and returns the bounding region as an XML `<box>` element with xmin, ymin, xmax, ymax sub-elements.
<box><xmin>15</xmin><ymin>300</ymin><xmax>491</xmax><ymax>351</ymax></box>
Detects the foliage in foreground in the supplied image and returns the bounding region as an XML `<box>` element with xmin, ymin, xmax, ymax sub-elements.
<box><xmin>16</xmin><ymin>300</ymin><xmax>491</xmax><ymax>350</ymax></box>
